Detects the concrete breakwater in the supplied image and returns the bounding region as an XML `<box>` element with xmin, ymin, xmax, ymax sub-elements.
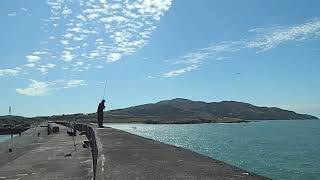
<box><xmin>0</xmin><ymin>122</ymin><xmax>269</xmax><ymax>179</ymax></box>
<box><xmin>0</xmin><ymin>123</ymin><xmax>93</xmax><ymax>179</ymax></box>
<box><xmin>74</xmin><ymin>123</ymin><xmax>269</xmax><ymax>180</ymax></box>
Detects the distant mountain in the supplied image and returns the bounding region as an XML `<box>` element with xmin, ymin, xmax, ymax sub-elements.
<box><xmin>1</xmin><ymin>99</ymin><xmax>317</xmax><ymax>125</ymax></box>
<box><xmin>105</xmin><ymin>98</ymin><xmax>318</xmax><ymax>123</ymax></box>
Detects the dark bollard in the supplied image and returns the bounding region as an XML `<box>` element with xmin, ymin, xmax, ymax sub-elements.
<box><xmin>83</xmin><ymin>140</ymin><xmax>91</xmax><ymax>148</ymax></box>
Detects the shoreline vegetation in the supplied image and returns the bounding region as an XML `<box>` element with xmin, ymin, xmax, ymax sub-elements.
<box><xmin>0</xmin><ymin>98</ymin><xmax>318</xmax><ymax>130</ymax></box>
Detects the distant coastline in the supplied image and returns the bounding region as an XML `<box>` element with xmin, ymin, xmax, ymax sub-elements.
<box><xmin>0</xmin><ymin>98</ymin><xmax>318</xmax><ymax>127</ymax></box>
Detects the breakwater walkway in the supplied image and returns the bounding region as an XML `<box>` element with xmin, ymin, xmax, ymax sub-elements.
<box><xmin>0</xmin><ymin>123</ymin><xmax>269</xmax><ymax>180</ymax></box>
<box><xmin>0</xmin><ymin>123</ymin><xmax>93</xmax><ymax>179</ymax></box>
<box><xmin>94</xmin><ymin>127</ymin><xmax>268</xmax><ymax>180</ymax></box>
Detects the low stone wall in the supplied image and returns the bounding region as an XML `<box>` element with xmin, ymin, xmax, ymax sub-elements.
<box><xmin>55</xmin><ymin>122</ymin><xmax>99</xmax><ymax>178</ymax></box>
<box><xmin>73</xmin><ymin>123</ymin><xmax>100</xmax><ymax>180</ymax></box>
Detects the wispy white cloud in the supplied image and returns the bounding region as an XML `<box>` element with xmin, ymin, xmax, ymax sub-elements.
<box><xmin>162</xmin><ymin>65</ymin><xmax>199</xmax><ymax>78</ymax></box>
<box><xmin>161</xmin><ymin>42</ymin><xmax>242</xmax><ymax>77</ymax></box>
<box><xmin>25</xmin><ymin>63</ymin><xmax>36</xmax><ymax>68</ymax></box>
<box><xmin>162</xmin><ymin>19</ymin><xmax>320</xmax><ymax>77</ymax></box>
<box><xmin>21</xmin><ymin>8</ymin><xmax>28</xmax><ymax>12</ymax></box>
<box><xmin>107</xmin><ymin>53</ymin><xmax>122</xmax><ymax>62</ymax></box>
<box><xmin>25</xmin><ymin>51</ymin><xmax>51</xmax><ymax>66</ymax></box>
<box><xmin>63</xmin><ymin>79</ymin><xmax>87</xmax><ymax>88</ymax></box>
<box><xmin>22</xmin><ymin>50</ymin><xmax>57</xmax><ymax>74</ymax></box>
<box><xmin>73</xmin><ymin>62</ymin><xmax>84</xmax><ymax>67</ymax></box>
<box><xmin>18</xmin><ymin>2</ymin><xmax>320</xmax><ymax>81</ymax></box>
<box><xmin>16</xmin><ymin>79</ymin><xmax>50</xmax><ymax>96</ymax></box>
<box><xmin>15</xmin><ymin>0</ymin><xmax>172</xmax><ymax>87</ymax></box>
<box><xmin>41</xmin><ymin>0</ymin><xmax>173</xmax><ymax>68</ymax></box>
<box><xmin>0</xmin><ymin>68</ymin><xmax>20</xmax><ymax>77</ymax></box>
<box><xmin>61</xmin><ymin>51</ymin><xmax>73</xmax><ymax>61</ymax></box>
<box><xmin>247</xmin><ymin>19</ymin><xmax>320</xmax><ymax>51</ymax></box>
<box><xmin>170</xmin><ymin>42</ymin><xmax>242</xmax><ymax>66</ymax></box>
<box><xmin>26</xmin><ymin>55</ymin><xmax>41</xmax><ymax>63</ymax></box>
<box><xmin>32</xmin><ymin>51</ymin><xmax>48</xmax><ymax>55</ymax></box>
<box><xmin>36</xmin><ymin>63</ymin><xmax>56</xmax><ymax>74</ymax></box>
<box><xmin>8</xmin><ymin>12</ymin><xmax>17</xmax><ymax>16</ymax></box>
<box><xmin>16</xmin><ymin>79</ymin><xmax>87</xmax><ymax>96</ymax></box>
<box><xmin>8</xmin><ymin>8</ymin><xmax>30</xmax><ymax>17</ymax></box>
<box><xmin>95</xmin><ymin>65</ymin><xmax>103</xmax><ymax>69</ymax></box>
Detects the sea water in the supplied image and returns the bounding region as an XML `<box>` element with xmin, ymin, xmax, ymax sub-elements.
<box><xmin>0</xmin><ymin>135</ymin><xmax>13</xmax><ymax>143</ymax></box>
<box><xmin>106</xmin><ymin>120</ymin><xmax>320</xmax><ymax>180</ymax></box>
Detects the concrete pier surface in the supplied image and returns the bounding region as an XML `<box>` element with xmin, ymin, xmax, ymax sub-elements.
<box><xmin>0</xmin><ymin>123</ymin><xmax>269</xmax><ymax>180</ymax></box>
<box><xmin>0</xmin><ymin>124</ymin><xmax>93</xmax><ymax>180</ymax></box>
<box><xmin>95</xmin><ymin>127</ymin><xmax>269</xmax><ymax>180</ymax></box>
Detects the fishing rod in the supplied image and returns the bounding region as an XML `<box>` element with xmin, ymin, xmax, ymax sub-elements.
<box><xmin>102</xmin><ymin>80</ymin><xmax>107</xmax><ymax>100</ymax></box>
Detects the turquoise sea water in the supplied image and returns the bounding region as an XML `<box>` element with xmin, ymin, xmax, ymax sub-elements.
<box><xmin>0</xmin><ymin>135</ymin><xmax>12</xmax><ymax>143</ymax></box>
<box><xmin>106</xmin><ymin>120</ymin><xmax>320</xmax><ymax>180</ymax></box>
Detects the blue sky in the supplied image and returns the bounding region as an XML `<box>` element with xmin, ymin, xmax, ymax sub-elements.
<box><xmin>0</xmin><ymin>0</ymin><xmax>320</xmax><ymax>117</ymax></box>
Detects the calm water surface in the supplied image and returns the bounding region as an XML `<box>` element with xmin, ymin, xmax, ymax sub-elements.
<box><xmin>106</xmin><ymin>120</ymin><xmax>320</xmax><ymax>180</ymax></box>
<box><xmin>0</xmin><ymin>135</ymin><xmax>12</xmax><ymax>143</ymax></box>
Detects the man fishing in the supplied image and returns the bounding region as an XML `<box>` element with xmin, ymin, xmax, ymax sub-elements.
<box><xmin>97</xmin><ymin>99</ymin><xmax>106</xmax><ymax>128</ymax></box>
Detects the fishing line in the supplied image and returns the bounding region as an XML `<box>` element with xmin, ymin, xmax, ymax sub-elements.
<box><xmin>102</xmin><ymin>80</ymin><xmax>107</xmax><ymax>100</ymax></box>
